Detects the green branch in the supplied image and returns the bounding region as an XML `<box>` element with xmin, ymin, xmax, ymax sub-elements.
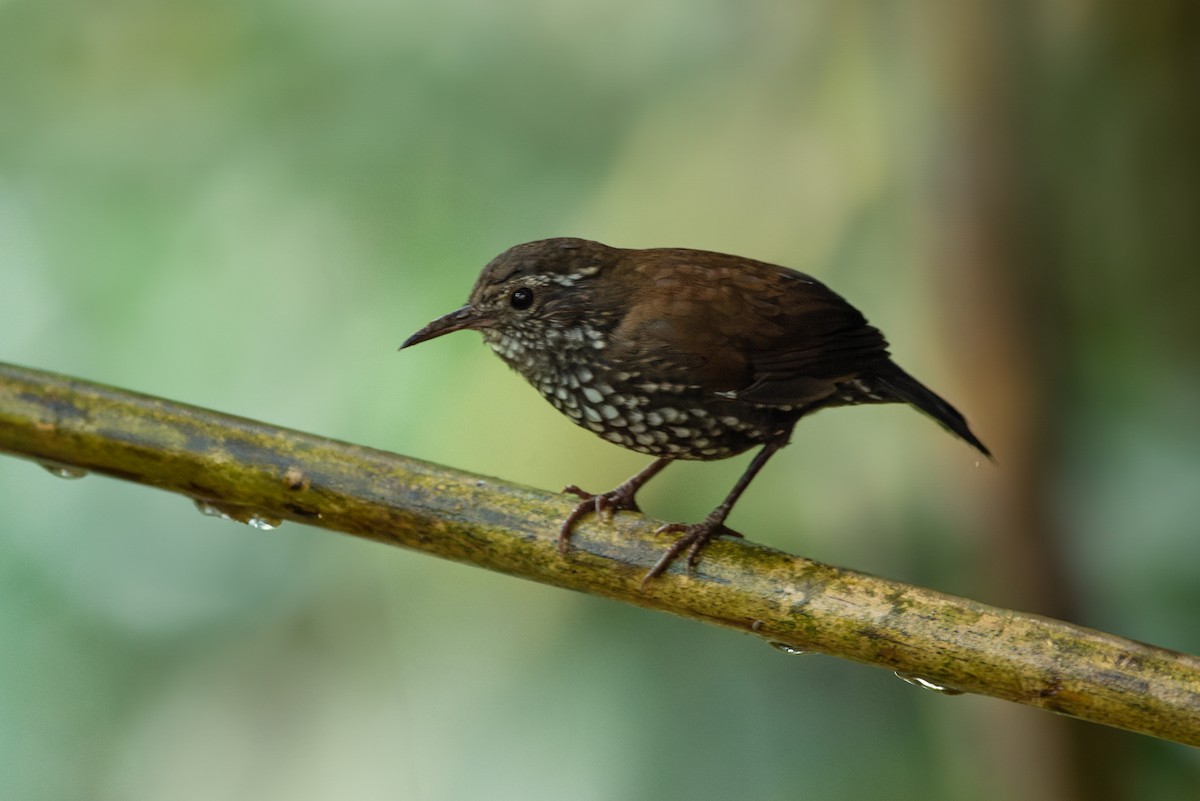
<box><xmin>1</xmin><ymin>361</ymin><xmax>1198</xmax><ymax>746</ymax></box>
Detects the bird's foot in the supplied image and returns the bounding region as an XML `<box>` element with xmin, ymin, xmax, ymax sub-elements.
<box><xmin>558</xmin><ymin>484</ymin><xmax>642</xmax><ymax>554</ymax></box>
<box><xmin>643</xmin><ymin>517</ymin><xmax>743</xmax><ymax>586</ymax></box>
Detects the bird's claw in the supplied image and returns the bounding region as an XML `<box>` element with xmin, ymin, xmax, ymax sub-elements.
<box><xmin>558</xmin><ymin>484</ymin><xmax>642</xmax><ymax>554</ymax></box>
<box><xmin>559</xmin><ymin>478</ymin><xmax>741</xmax><ymax>587</ymax></box>
<box><xmin>642</xmin><ymin>520</ymin><xmax>742</xmax><ymax>586</ymax></box>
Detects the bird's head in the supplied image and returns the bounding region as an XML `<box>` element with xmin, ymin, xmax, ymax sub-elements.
<box><xmin>400</xmin><ymin>238</ymin><xmax>621</xmax><ymax>369</ymax></box>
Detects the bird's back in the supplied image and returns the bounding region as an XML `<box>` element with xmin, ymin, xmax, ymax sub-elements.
<box><xmin>605</xmin><ymin>246</ymin><xmax>892</xmax><ymax>410</ymax></box>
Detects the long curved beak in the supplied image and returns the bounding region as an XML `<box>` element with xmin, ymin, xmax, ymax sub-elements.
<box><xmin>399</xmin><ymin>305</ymin><xmax>490</xmax><ymax>350</ymax></box>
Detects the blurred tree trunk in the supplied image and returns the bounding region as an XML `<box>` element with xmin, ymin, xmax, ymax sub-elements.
<box><xmin>924</xmin><ymin>2</ymin><xmax>1200</xmax><ymax>799</ymax></box>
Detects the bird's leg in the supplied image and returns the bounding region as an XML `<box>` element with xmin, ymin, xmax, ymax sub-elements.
<box><xmin>559</xmin><ymin>457</ymin><xmax>673</xmax><ymax>553</ymax></box>
<box><xmin>644</xmin><ymin>440</ymin><xmax>787</xmax><ymax>584</ymax></box>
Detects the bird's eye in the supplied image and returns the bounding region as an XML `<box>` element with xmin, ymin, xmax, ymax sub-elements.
<box><xmin>510</xmin><ymin>287</ymin><xmax>534</xmax><ymax>310</ymax></box>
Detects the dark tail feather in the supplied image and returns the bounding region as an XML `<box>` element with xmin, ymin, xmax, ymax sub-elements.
<box><xmin>873</xmin><ymin>363</ymin><xmax>993</xmax><ymax>460</ymax></box>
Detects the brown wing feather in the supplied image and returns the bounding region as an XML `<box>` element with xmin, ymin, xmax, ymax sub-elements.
<box><xmin>607</xmin><ymin>248</ymin><xmax>890</xmax><ymax>407</ymax></box>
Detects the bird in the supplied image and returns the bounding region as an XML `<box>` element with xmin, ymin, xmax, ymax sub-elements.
<box><xmin>401</xmin><ymin>237</ymin><xmax>991</xmax><ymax>582</ymax></box>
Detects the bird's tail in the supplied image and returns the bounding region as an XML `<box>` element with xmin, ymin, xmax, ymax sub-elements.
<box><xmin>873</xmin><ymin>362</ymin><xmax>993</xmax><ymax>460</ymax></box>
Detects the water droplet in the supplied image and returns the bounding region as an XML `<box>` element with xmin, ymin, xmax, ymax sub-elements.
<box><xmin>247</xmin><ymin>514</ymin><xmax>281</xmax><ymax>531</ymax></box>
<box><xmin>767</xmin><ymin>641</ymin><xmax>811</xmax><ymax>655</ymax></box>
<box><xmin>39</xmin><ymin>461</ymin><xmax>88</xmax><ymax>479</ymax></box>
<box><xmin>194</xmin><ymin>499</ymin><xmax>281</xmax><ymax>530</ymax></box>
<box><xmin>195</xmin><ymin>499</ymin><xmax>233</xmax><ymax>520</ymax></box>
<box><xmin>894</xmin><ymin>671</ymin><xmax>965</xmax><ymax>695</ymax></box>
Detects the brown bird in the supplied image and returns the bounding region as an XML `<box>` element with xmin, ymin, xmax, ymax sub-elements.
<box><xmin>402</xmin><ymin>238</ymin><xmax>990</xmax><ymax>581</ymax></box>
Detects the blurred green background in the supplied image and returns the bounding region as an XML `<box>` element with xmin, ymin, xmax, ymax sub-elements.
<box><xmin>2</xmin><ymin>2</ymin><xmax>1198</xmax><ymax>799</ymax></box>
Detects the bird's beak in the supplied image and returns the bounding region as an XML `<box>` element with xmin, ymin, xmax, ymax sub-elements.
<box><xmin>399</xmin><ymin>305</ymin><xmax>490</xmax><ymax>350</ymax></box>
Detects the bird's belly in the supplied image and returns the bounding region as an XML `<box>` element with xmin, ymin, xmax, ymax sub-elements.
<box><xmin>530</xmin><ymin>369</ymin><xmax>791</xmax><ymax>460</ymax></box>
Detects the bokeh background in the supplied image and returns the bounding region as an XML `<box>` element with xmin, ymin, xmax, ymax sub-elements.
<box><xmin>2</xmin><ymin>2</ymin><xmax>1198</xmax><ymax>799</ymax></box>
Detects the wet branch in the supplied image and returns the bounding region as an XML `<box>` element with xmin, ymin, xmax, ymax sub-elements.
<box><xmin>1</xmin><ymin>360</ymin><xmax>1198</xmax><ymax>747</ymax></box>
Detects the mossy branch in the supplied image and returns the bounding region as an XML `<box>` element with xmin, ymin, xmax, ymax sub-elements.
<box><xmin>1</xmin><ymin>361</ymin><xmax>1197</xmax><ymax>746</ymax></box>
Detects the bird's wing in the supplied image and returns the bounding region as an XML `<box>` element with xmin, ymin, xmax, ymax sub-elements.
<box><xmin>609</xmin><ymin>251</ymin><xmax>890</xmax><ymax>407</ymax></box>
